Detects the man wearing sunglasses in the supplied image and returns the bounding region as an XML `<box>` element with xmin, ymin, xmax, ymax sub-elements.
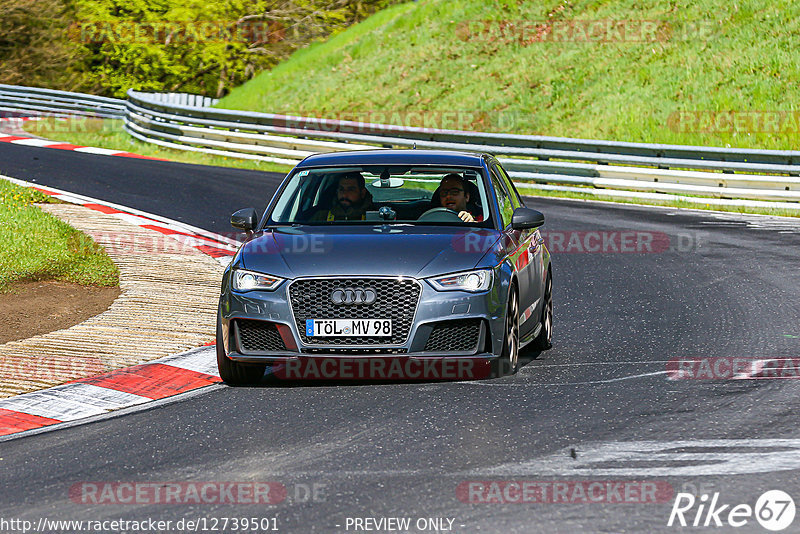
<box><xmin>436</xmin><ymin>173</ymin><xmax>482</xmax><ymax>223</ymax></box>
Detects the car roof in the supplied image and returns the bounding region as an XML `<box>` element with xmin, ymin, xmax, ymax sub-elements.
<box><xmin>294</xmin><ymin>149</ymin><xmax>487</xmax><ymax>169</ymax></box>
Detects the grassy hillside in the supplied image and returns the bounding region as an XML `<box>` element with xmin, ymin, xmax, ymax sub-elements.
<box><xmin>218</xmin><ymin>0</ymin><xmax>800</xmax><ymax>150</ymax></box>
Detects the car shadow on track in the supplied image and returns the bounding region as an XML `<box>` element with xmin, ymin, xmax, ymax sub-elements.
<box><xmin>226</xmin><ymin>347</ymin><xmax>552</xmax><ymax>388</ymax></box>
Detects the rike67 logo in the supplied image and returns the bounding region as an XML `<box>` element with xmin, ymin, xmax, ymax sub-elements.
<box><xmin>668</xmin><ymin>490</ymin><xmax>796</xmax><ymax>531</ymax></box>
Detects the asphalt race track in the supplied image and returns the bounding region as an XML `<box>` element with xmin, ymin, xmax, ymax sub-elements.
<box><xmin>0</xmin><ymin>143</ymin><xmax>283</xmax><ymax>234</ymax></box>
<box><xmin>2</xmin><ymin>143</ymin><xmax>800</xmax><ymax>533</ymax></box>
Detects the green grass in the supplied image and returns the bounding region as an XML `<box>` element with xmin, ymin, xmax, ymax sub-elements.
<box><xmin>218</xmin><ymin>0</ymin><xmax>800</xmax><ymax>151</ymax></box>
<box><xmin>0</xmin><ymin>180</ymin><xmax>119</xmax><ymax>292</ymax></box>
<box><xmin>22</xmin><ymin>118</ymin><xmax>293</xmax><ymax>174</ymax></box>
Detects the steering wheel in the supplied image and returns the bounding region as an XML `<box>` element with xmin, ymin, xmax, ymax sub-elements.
<box><xmin>417</xmin><ymin>207</ymin><xmax>463</xmax><ymax>222</ymax></box>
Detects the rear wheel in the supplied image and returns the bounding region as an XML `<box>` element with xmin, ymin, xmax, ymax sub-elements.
<box><xmin>500</xmin><ymin>287</ymin><xmax>520</xmax><ymax>375</ymax></box>
<box><xmin>532</xmin><ymin>272</ymin><xmax>553</xmax><ymax>351</ymax></box>
<box><xmin>216</xmin><ymin>318</ymin><xmax>265</xmax><ymax>385</ymax></box>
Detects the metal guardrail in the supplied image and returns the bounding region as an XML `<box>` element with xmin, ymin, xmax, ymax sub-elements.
<box><xmin>123</xmin><ymin>90</ymin><xmax>800</xmax><ymax>205</ymax></box>
<box><xmin>126</xmin><ymin>90</ymin><xmax>800</xmax><ymax>172</ymax></box>
<box><xmin>1</xmin><ymin>84</ymin><xmax>798</xmax><ymax>208</ymax></box>
<box><xmin>0</xmin><ymin>84</ymin><xmax>126</xmax><ymax>119</ymax></box>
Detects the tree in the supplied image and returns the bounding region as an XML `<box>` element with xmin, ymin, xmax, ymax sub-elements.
<box><xmin>0</xmin><ymin>0</ymin><xmax>85</xmax><ymax>90</ymax></box>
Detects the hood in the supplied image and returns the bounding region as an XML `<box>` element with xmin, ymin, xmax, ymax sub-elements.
<box><xmin>240</xmin><ymin>225</ymin><xmax>501</xmax><ymax>279</ymax></box>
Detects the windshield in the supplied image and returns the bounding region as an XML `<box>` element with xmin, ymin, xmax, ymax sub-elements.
<box><xmin>267</xmin><ymin>165</ymin><xmax>493</xmax><ymax>226</ymax></box>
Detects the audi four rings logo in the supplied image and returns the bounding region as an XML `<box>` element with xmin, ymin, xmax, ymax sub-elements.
<box><xmin>331</xmin><ymin>287</ymin><xmax>377</xmax><ymax>305</ymax></box>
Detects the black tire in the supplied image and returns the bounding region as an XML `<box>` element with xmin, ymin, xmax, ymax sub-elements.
<box><xmin>500</xmin><ymin>286</ymin><xmax>520</xmax><ymax>375</ymax></box>
<box><xmin>532</xmin><ymin>271</ymin><xmax>553</xmax><ymax>351</ymax></box>
<box><xmin>216</xmin><ymin>318</ymin><xmax>265</xmax><ymax>385</ymax></box>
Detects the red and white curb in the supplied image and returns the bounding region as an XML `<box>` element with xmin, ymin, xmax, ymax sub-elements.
<box><xmin>0</xmin><ymin>346</ymin><xmax>220</xmax><ymax>438</ymax></box>
<box><xmin>0</xmin><ymin>176</ymin><xmax>244</xmax><ymax>438</ymax></box>
<box><xmin>2</xmin><ymin>174</ymin><xmax>239</xmax><ymax>266</ymax></box>
<box><xmin>0</xmin><ymin>116</ymin><xmax>166</xmax><ymax>160</ymax></box>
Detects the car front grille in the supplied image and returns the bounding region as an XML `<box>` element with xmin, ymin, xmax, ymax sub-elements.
<box><xmin>424</xmin><ymin>319</ymin><xmax>482</xmax><ymax>352</ymax></box>
<box><xmin>236</xmin><ymin>319</ymin><xmax>286</xmax><ymax>352</ymax></box>
<box><xmin>289</xmin><ymin>277</ymin><xmax>421</xmax><ymax>346</ymax></box>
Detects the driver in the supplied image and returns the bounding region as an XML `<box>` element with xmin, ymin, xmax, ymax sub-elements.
<box><xmin>436</xmin><ymin>173</ymin><xmax>481</xmax><ymax>223</ymax></box>
<box><xmin>311</xmin><ymin>172</ymin><xmax>375</xmax><ymax>221</ymax></box>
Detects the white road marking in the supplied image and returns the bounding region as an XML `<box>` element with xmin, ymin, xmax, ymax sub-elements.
<box><xmin>41</xmin><ymin>383</ymin><xmax>150</xmax><ymax>411</ymax></box>
<box><xmin>0</xmin><ymin>384</ymin><xmax>225</xmax><ymax>442</ymax></box>
<box><xmin>73</xmin><ymin>146</ymin><xmax>124</xmax><ymax>155</ymax></box>
<box><xmin>0</xmin><ymin>383</ymin><xmax>150</xmax><ymax>420</ymax></box>
<box><xmin>9</xmin><ymin>138</ymin><xmax>60</xmax><ymax>147</ymax></box>
<box><xmin>733</xmin><ymin>358</ymin><xmax>798</xmax><ymax>380</ymax></box>
<box><xmin>522</xmin><ymin>361</ymin><xmax>675</xmax><ymax>368</ymax></box>
<box><xmin>466</xmin><ymin>370</ymin><xmax>669</xmax><ymax>386</ymax></box>
<box><xmin>159</xmin><ymin>346</ymin><xmax>219</xmax><ymax>377</ymax></box>
<box><xmin>1</xmin><ymin>390</ymin><xmax>106</xmax><ymax>420</ymax></box>
<box><xmin>52</xmin><ymin>193</ymin><xmax>90</xmax><ymax>204</ymax></box>
<box><xmin>475</xmin><ymin>439</ymin><xmax>800</xmax><ymax>477</ymax></box>
<box><xmin>0</xmin><ymin>348</ymin><xmax>216</xmax><ymax>424</ymax></box>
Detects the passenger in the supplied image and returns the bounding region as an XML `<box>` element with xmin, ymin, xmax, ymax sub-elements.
<box><xmin>433</xmin><ymin>173</ymin><xmax>481</xmax><ymax>222</ymax></box>
<box><xmin>311</xmin><ymin>172</ymin><xmax>375</xmax><ymax>222</ymax></box>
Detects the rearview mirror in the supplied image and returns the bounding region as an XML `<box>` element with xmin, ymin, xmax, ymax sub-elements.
<box><xmin>511</xmin><ymin>207</ymin><xmax>545</xmax><ymax>230</ymax></box>
<box><xmin>231</xmin><ymin>208</ymin><xmax>258</xmax><ymax>231</ymax></box>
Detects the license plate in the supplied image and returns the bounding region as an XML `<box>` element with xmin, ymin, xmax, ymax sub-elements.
<box><xmin>306</xmin><ymin>319</ymin><xmax>392</xmax><ymax>337</ymax></box>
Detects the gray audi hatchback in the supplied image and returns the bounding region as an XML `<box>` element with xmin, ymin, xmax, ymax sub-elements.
<box><xmin>217</xmin><ymin>150</ymin><xmax>552</xmax><ymax>384</ymax></box>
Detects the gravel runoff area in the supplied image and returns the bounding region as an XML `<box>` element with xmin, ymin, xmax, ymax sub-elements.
<box><xmin>0</xmin><ymin>203</ymin><xmax>224</xmax><ymax>398</ymax></box>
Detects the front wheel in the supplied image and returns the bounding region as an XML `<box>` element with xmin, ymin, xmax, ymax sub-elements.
<box><xmin>216</xmin><ymin>318</ymin><xmax>265</xmax><ymax>385</ymax></box>
<box><xmin>532</xmin><ymin>272</ymin><xmax>553</xmax><ymax>351</ymax></box>
<box><xmin>500</xmin><ymin>288</ymin><xmax>520</xmax><ymax>375</ymax></box>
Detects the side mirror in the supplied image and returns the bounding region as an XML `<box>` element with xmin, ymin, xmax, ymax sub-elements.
<box><xmin>511</xmin><ymin>207</ymin><xmax>545</xmax><ymax>230</ymax></box>
<box><xmin>231</xmin><ymin>208</ymin><xmax>258</xmax><ymax>231</ymax></box>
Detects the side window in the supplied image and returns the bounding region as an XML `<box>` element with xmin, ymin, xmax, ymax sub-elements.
<box><xmin>495</xmin><ymin>164</ymin><xmax>523</xmax><ymax>209</ymax></box>
<box><xmin>490</xmin><ymin>167</ymin><xmax>513</xmax><ymax>229</ymax></box>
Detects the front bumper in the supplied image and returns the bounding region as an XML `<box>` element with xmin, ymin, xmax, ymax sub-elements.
<box><xmin>219</xmin><ymin>276</ymin><xmax>507</xmax><ymax>361</ymax></box>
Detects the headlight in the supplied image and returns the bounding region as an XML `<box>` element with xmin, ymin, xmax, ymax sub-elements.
<box><xmin>427</xmin><ymin>269</ymin><xmax>492</xmax><ymax>292</ymax></box>
<box><xmin>231</xmin><ymin>269</ymin><xmax>284</xmax><ymax>292</ymax></box>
